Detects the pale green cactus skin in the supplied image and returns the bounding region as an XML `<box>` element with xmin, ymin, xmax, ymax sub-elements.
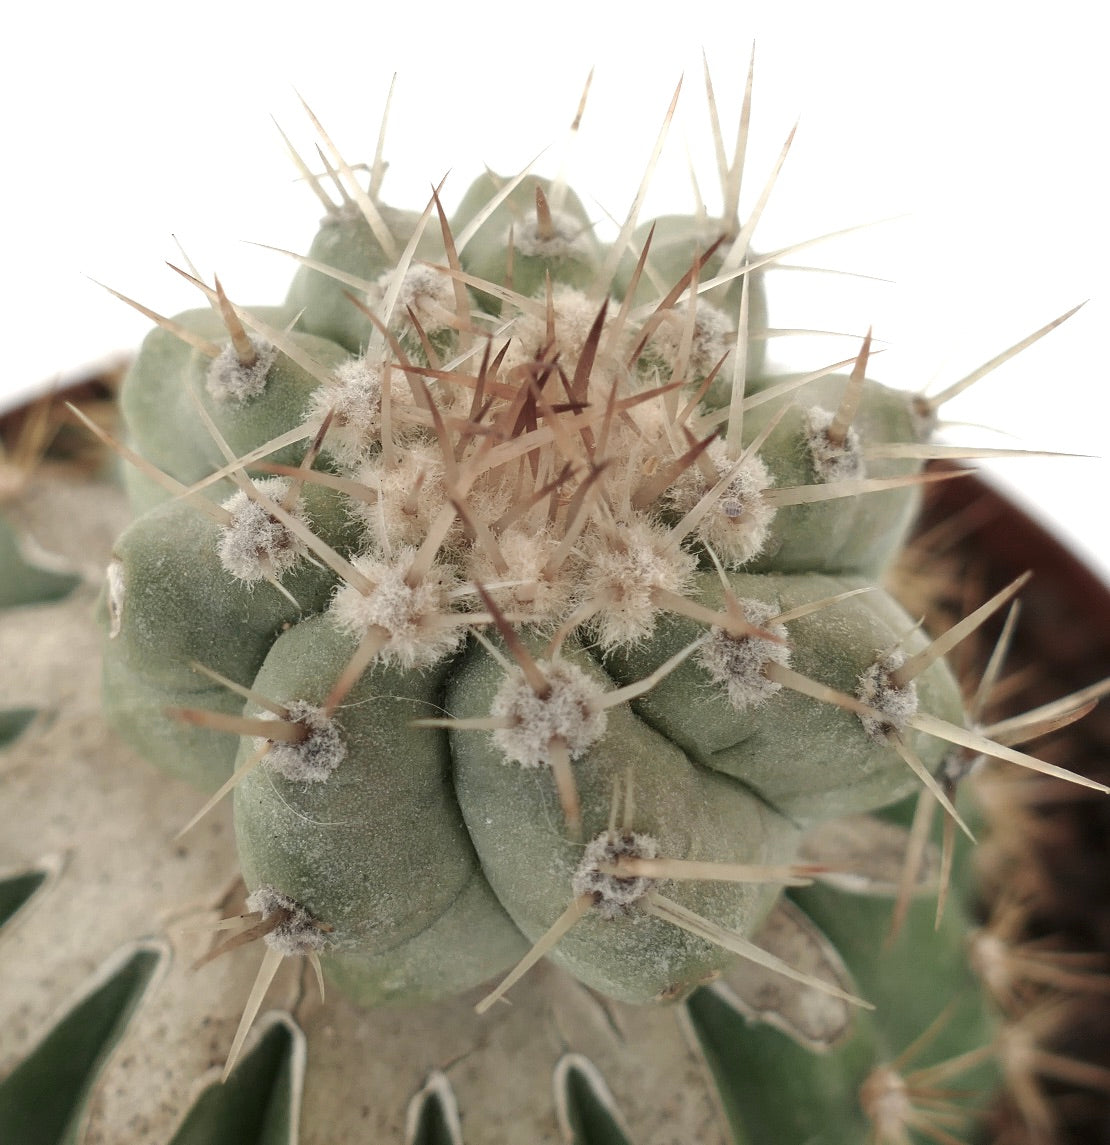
<box><xmin>83</xmin><ymin>111</ymin><xmax>1030</xmax><ymax>1141</ymax></box>
<box><xmin>101</xmin><ymin>163</ymin><xmax>961</xmax><ymax>1006</ymax></box>
<box><xmin>613</xmin><ymin>214</ymin><xmax>771</xmax><ymax>380</ymax></box>
<box><xmin>121</xmin><ymin>307</ymin><xmax>348</xmax><ymax>486</ymax></box>
<box><xmin>286</xmin><ymin>203</ymin><xmax>444</xmax><ymax>352</ymax></box>
<box><xmin>603</xmin><ymin>572</ymin><xmax>963</xmax><ymax>822</ymax></box>
<box><xmin>447</xmin><ymin>633</ymin><xmax>802</xmax><ymax>1003</ymax></box>
<box><xmin>722</xmin><ymin>377</ymin><xmax>923</xmax><ymax>574</ymax></box>
<box><xmin>101</xmin><ymin>485</ymin><xmax>362</xmax><ymax>787</ymax></box>
<box><xmin>233</xmin><ymin>615</ymin><xmax>524</xmax><ymax>971</ymax></box>
<box><xmin>452</xmin><ymin>173</ymin><xmax>602</xmax><ymax>308</ymax></box>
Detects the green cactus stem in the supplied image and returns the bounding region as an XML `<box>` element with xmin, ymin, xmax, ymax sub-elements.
<box><xmin>2</xmin><ymin>62</ymin><xmax>1099</xmax><ymax>1145</ymax></box>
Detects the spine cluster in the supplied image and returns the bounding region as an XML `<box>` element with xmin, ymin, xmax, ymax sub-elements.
<box><xmin>79</xmin><ymin>70</ymin><xmax>1108</xmax><ymax>1143</ymax></box>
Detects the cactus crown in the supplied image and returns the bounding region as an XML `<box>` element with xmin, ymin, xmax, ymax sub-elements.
<box><xmin>63</xmin><ymin>63</ymin><xmax>1109</xmax><ymax>1145</ymax></box>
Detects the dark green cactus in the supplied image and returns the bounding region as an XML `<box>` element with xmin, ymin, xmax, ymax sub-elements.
<box><xmin>0</xmin><ymin>402</ymin><xmax>81</xmax><ymax>616</ymax></box>
<box><xmin>0</xmin><ymin>400</ymin><xmax>82</xmax><ymax>754</ymax></box>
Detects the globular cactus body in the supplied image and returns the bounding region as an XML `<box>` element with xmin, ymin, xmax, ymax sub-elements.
<box><xmin>446</xmin><ymin>631</ymin><xmax>802</xmax><ymax>1003</ymax></box>
<box><xmin>604</xmin><ymin>572</ymin><xmax>963</xmax><ymax>821</ymax></box>
<box><xmin>102</xmin><ymin>485</ymin><xmax>361</xmax><ymax>787</ymax></box>
<box><xmin>232</xmin><ymin>613</ymin><xmax>528</xmax><ymax>996</ymax></box>
<box><xmin>102</xmin><ymin>264</ymin><xmax>950</xmax><ymax>1005</ymax></box>
<box><xmin>52</xmin><ymin>73</ymin><xmax>1105</xmax><ymax>1144</ymax></box>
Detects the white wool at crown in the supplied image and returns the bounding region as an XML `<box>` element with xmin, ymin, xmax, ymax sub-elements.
<box><xmin>2</xmin><ymin>6</ymin><xmax>1105</xmax><ymax>576</ymax></box>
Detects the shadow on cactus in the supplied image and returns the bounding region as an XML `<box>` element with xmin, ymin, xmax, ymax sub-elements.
<box><xmin>9</xmin><ymin>59</ymin><xmax>1109</xmax><ymax>1145</ymax></box>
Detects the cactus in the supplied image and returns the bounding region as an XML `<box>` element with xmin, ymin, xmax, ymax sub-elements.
<box><xmin>3</xmin><ymin>67</ymin><xmax>1109</xmax><ymax>1145</ymax></box>
<box><xmin>0</xmin><ymin>399</ymin><xmax>82</xmax><ymax>614</ymax></box>
<box><xmin>0</xmin><ymin>397</ymin><xmax>85</xmax><ymax>754</ymax></box>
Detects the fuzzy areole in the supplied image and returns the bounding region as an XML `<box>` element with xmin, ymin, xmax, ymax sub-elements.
<box><xmin>7</xmin><ymin>61</ymin><xmax>1097</xmax><ymax>1145</ymax></box>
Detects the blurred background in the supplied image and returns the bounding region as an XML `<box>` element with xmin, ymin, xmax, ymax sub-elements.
<box><xmin>3</xmin><ymin>1</ymin><xmax>1106</xmax><ymax>574</ymax></box>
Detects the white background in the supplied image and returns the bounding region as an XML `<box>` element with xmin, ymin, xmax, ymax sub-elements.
<box><xmin>4</xmin><ymin>1</ymin><xmax>1107</xmax><ymax>577</ymax></box>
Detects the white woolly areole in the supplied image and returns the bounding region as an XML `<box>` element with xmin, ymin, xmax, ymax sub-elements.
<box><xmin>861</xmin><ymin>1066</ymin><xmax>914</xmax><ymax>1143</ymax></box>
<box><xmin>580</xmin><ymin>517</ymin><xmax>698</xmax><ymax>649</ymax></box>
<box><xmin>105</xmin><ymin>559</ymin><xmax>125</xmax><ymax>639</ymax></box>
<box><xmin>205</xmin><ymin>336</ymin><xmax>277</xmax><ymax>404</ymax></box>
<box><xmin>329</xmin><ymin>549</ymin><xmax>462</xmax><ymax>669</ymax></box>
<box><xmin>352</xmin><ymin>447</ymin><xmax>456</xmax><ymax>554</ymax></box>
<box><xmin>490</xmin><ymin>658</ymin><xmax>607</xmax><ymax>769</ymax></box>
<box><xmin>245</xmin><ymin>886</ymin><xmax>331</xmax><ymax>957</ymax></box>
<box><xmin>572</xmin><ymin>831</ymin><xmax>660</xmax><ymax>920</ymax></box>
<box><xmin>307</xmin><ymin>357</ymin><xmax>410</xmax><ymax>466</ymax></box>
<box><xmin>468</xmin><ymin>526</ymin><xmax>574</xmax><ymax>625</ymax></box>
<box><xmin>645</xmin><ymin>301</ymin><xmax>734</xmax><ymax>380</ymax></box>
<box><xmin>217</xmin><ymin>478</ymin><xmax>305</xmax><ymax>583</ymax></box>
<box><xmin>498</xmin><ymin>286</ymin><xmax>618</xmax><ymax>393</ymax></box>
<box><xmin>857</xmin><ymin>651</ymin><xmax>919</xmax><ymax>741</ymax></box>
<box><xmin>696</xmin><ymin>598</ymin><xmax>791</xmax><ymax>711</ymax></box>
<box><xmin>254</xmin><ymin>701</ymin><xmax>345</xmax><ymax>783</ymax></box>
<box><xmin>510</xmin><ymin>208</ymin><xmax>594</xmax><ymax>260</ymax></box>
<box><xmin>803</xmin><ymin>406</ymin><xmax>865</xmax><ymax>483</ymax></box>
<box><xmin>668</xmin><ymin>439</ymin><xmax>776</xmax><ymax>569</ymax></box>
<box><xmin>371</xmin><ymin>264</ymin><xmax>456</xmax><ymax>333</ymax></box>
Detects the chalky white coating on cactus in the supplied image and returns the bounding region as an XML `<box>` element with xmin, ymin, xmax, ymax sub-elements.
<box><xmin>696</xmin><ymin>598</ymin><xmax>790</xmax><ymax>711</ymax></box>
<box><xmin>329</xmin><ymin>549</ymin><xmax>462</xmax><ymax>668</ymax></box>
<box><xmin>104</xmin><ymin>558</ymin><xmax>125</xmax><ymax>639</ymax></box>
<box><xmin>572</xmin><ymin>831</ymin><xmax>660</xmax><ymax>920</ymax></box>
<box><xmin>244</xmin><ymin>886</ymin><xmax>332</xmax><ymax>956</ymax></box>
<box><xmin>205</xmin><ymin>336</ymin><xmax>277</xmax><ymax>404</ymax></box>
<box><xmin>804</xmin><ymin>406</ymin><xmax>865</xmax><ymax>483</ymax></box>
<box><xmin>579</xmin><ymin>517</ymin><xmax>698</xmax><ymax>649</ymax></box>
<box><xmin>667</xmin><ymin>439</ymin><xmax>776</xmax><ymax>568</ymax></box>
<box><xmin>489</xmin><ymin>658</ymin><xmax>607</xmax><ymax>768</ymax></box>
<box><xmin>858</xmin><ymin>1064</ymin><xmax>914</xmax><ymax>1142</ymax></box>
<box><xmin>255</xmin><ymin>701</ymin><xmax>345</xmax><ymax>783</ymax></box>
<box><xmin>968</xmin><ymin>929</ymin><xmax>1012</xmax><ymax>1002</ymax></box>
<box><xmin>856</xmin><ymin>651</ymin><xmax>919</xmax><ymax>741</ymax></box>
<box><xmin>510</xmin><ymin>208</ymin><xmax>595</xmax><ymax>261</ymax></box>
<box><xmin>217</xmin><ymin>478</ymin><xmax>306</xmax><ymax>582</ymax></box>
